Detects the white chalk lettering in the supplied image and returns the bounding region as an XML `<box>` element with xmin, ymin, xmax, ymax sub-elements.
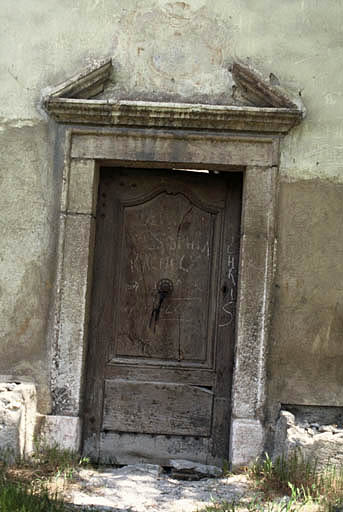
<box><xmin>219</xmin><ymin>303</ymin><xmax>234</xmax><ymax>328</ymax></box>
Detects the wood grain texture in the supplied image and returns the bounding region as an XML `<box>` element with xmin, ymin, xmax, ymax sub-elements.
<box><xmin>103</xmin><ymin>379</ymin><xmax>213</xmax><ymax>436</ymax></box>
<box><xmin>104</xmin><ymin>365</ymin><xmax>215</xmax><ymax>386</ymax></box>
<box><xmin>116</xmin><ymin>193</ymin><xmax>216</xmax><ymax>363</ymax></box>
<box><xmin>99</xmin><ymin>432</ymin><xmax>213</xmax><ymax>465</ymax></box>
<box><xmin>83</xmin><ymin>167</ymin><xmax>242</xmax><ymax>463</ymax></box>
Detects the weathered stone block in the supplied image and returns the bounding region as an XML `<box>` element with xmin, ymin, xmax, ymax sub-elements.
<box><xmin>36</xmin><ymin>415</ymin><xmax>81</xmax><ymax>452</ymax></box>
<box><xmin>54</xmin><ymin>214</ymin><xmax>95</xmax><ymax>415</ymax></box>
<box><xmin>67</xmin><ymin>159</ymin><xmax>98</xmax><ymax>215</ymax></box>
<box><xmin>169</xmin><ymin>459</ymin><xmax>222</xmax><ymax>480</ymax></box>
<box><xmin>274</xmin><ymin>410</ymin><xmax>343</xmax><ymax>468</ymax></box>
<box><xmin>230</xmin><ymin>418</ymin><xmax>264</xmax><ymax>469</ymax></box>
<box><xmin>242</xmin><ymin>166</ymin><xmax>277</xmax><ymax>238</ymax></box>
<box><xmin>0</xmin><ymin>382</ymin><xmax>37</xmax><ymax>462</ymax></box>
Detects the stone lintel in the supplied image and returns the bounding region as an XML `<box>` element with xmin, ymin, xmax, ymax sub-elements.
<box><xmin>71</xmin><ymin>129</ymin><xmax>278</xmax><ymax>167</ymax></box>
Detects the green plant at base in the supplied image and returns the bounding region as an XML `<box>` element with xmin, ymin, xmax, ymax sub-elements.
<box><xmin>0</xmin><ymin>467</ymin><xmax>70</xmax><ymax>512</ymax></box>
<box><xmin>31</xmin><ymin>439</ymin><xmax>90</xmax><ymax>480</ymax></box>
<box><xmin>200</xmin><ymin>451</ymin><xmax>343</xmax><ymax>511</ymax></box>
<box><xmin>250</xmin><ymin>450</ymin><xmax>343</xmax><ymax>509</ymax></box>
<box><xmin>0</xmin><ymin>440</ymin><xmax>92</xmax><ymax>511</ymax></box>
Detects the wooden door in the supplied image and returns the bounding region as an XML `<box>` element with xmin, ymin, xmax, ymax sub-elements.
<box><xmin>83</xmin><ymin>167</ymin><xmax>242</xmax><ymax>465</ymax></box>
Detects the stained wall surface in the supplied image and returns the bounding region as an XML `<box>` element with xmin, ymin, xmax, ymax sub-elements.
<box><xmin>1</xmin><ymin>0</ymin><xmax>342</xmax><ymax>436</ymax></box>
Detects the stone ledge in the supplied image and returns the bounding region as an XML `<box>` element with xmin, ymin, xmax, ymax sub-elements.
<box><xmin>44</xmin><ymin>98</ymin><xmax>302</xmax><ymax>133</ymax></box>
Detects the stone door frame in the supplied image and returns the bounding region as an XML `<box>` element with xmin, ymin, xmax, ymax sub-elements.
<box><xmin>49</xmin><ymin>123</ymin><xmax>280</xmax><ymax>467</ymax></box>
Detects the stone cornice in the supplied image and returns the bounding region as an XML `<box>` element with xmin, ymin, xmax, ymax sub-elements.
<box><xmin>44</xmin><ymin>98</ymin><xmax>302</xmax><ymax>134</ymax></box>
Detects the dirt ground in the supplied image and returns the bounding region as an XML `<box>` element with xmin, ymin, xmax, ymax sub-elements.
<box><xmin>57</xmin><ymin>464</ymin><xmax>252</xmax><ymax>511</ymax></box>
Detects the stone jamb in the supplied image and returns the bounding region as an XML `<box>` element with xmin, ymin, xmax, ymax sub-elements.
<box><xmin>48</xmin><ymin>125</ymin><xmax>279</xmax><ymax>467</ymax></box>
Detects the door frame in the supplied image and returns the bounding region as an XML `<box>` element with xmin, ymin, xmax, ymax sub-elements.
<box><xmin>48</xmin><ymin>123</ymin><xmax>279</xmax><ymax>468</ymax></box>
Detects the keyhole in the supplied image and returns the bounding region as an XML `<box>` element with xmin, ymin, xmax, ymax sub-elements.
<box><xmin>157</xmin><ymin>278</ymin><xmax>174</xmax><ymax>295</ymax></box>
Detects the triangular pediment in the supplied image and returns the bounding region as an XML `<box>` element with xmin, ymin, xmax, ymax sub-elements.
<box><xmin>45</xmin><ymin>58</ymin><xmax>112</xmax><ymax>100</ymax></box>
<box><xmin>43</xmin><ymin>58</ymin><xmax>303</xmax><ymax>134</ymax></box>
<box><xmin>230</xmin><ymin>63</ymin><xmax>298</xmax><ymax>109</ymax></box>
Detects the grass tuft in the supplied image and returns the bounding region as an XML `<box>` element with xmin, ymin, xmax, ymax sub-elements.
<box><xmin>0</xmin><ymin>441</ymin><xmax>91</xmax><ymax>511</ymax></box>
<box><xmin>200</xmin><ymin>451</ymin><xmax>343</xmax><ymax>511</ymax></box>
<box><xmin>0</xmin><ymin>465</ymin><xmax>70</xmax><ymax>511</ymax></box>
<box><xmin>250</xmin><ymin>451</ymin><xmax>343</xmax><ymax>509</ymax></box>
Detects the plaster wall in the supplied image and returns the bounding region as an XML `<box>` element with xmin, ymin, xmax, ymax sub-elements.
<box><xmin>267</xmin><ymin>179</ymin><xmax>343</xmax><ymax>424</ymax></box>
<box><xmin>0</xmin><ymin>0</ymin><xmax>342</xmax><ymax>437</ymax></box>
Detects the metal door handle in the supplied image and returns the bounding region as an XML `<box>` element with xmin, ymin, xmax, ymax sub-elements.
<box><xmin>149</xmin><ymin>279</ymin><xmax>174</xmax><ymax>330</ymax></box>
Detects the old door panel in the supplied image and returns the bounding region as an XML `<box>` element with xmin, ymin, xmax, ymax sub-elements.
<box><xmin>114</xmin><ymin>192</ymin><xmax>221</xmax><ymax>364</ymax></box>
<box><xmin>83</xmin><ymin>168</ymin><xmax>242</xmax><ymax>464</ymax></box>
<box><xmin>104</xmin><ymin>365</ymin><xmax>216</xmax><ymax>386</ymax></box>
<box><xmin>99</xmin><ymin>432</ymin><xmax>211</xmax><ymax>465</ymax></box>
<box><xmin>102</xmin><ymin>379</ymin><xmax>213</xmax><ymax>436</ymax></box>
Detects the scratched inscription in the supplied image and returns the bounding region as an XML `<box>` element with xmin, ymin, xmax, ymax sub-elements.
<box><xmin>219</xmin><ymin>238</ymin><xmax>238</xmax><ymax>328</ymax></box>
<box><xmin>116</xmin><ymin>192</ymin><xmax>216</xmax><ymax>362</ymax></box>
